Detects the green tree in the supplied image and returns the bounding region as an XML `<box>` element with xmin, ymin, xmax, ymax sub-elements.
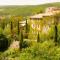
<box><xmin>54</xmin><ymin>13</ymin><xmax>60</xmax><ymax>43</ymax></box>
<box><xmin>17</xmin><ymin>20</ymin><xmax>20</xmax><ymax>35</ymax></box>
<box><xmin>10</xmin><ymin>21</ymin><xmax>13</xmax><ymax>37</ymax></box>
<box><xmin>26</xmin><ymin>19</ymin><xmax>28</xmax><ymax>33</ymax></box>
<box><xmin>2</xmin><ymin>21</ymin><xmax>5</xmax><ymax>30</ymax></box>
<box><xmin>26</xmin><ymin>19</ymin><xmax>28</xmax><ymax>32</ymax></box>
<box><xmin>19</xmin><ymin>31</ymin><xmax>23</xmax><ymax>51</ymax></box>
<box><xmin>0</xmin><ymin>34</ymin><xmax>10</xmax><ymax>51</ymax></box>
<box><xmin>25</xmin><ymin>19</ymin><xmax>29</xmax><ymax>39</ymax></box>
<box><xmin>0</xmin><ymin>19</ymin><xmax>6</xmax><ymax>30</ymax></box>
<box><xmin>37</xmin><ymin>32</ymin><xmax>40</xmax><ymax>42</ymax></box>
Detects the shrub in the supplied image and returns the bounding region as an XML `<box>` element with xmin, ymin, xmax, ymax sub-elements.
<box><xmin>0</xmin><ymin>28</ymin><xmax>3</xmax><ymax>34</ymax></box>
<box><xmin>20</xmin><ymin>40</ymin><xmax>60</xmax><ymax>60</ymax></box>
<box><xmin>0</xmin><ymin>48</ymin><xmax>20</xmax><ymax>60</ymax></box>
<box><xmin>0</xmin><ymin>40</ymin><xmax>60</xmax><ymax>60</ymax></box>
<box><xmin>0</xmin><ymin>34</ymin><xmax>10</xmax><ymax>51</ymax></box>
<box><xmin>22</xmin><ymin>41</ymin><xmax>30</xmax><ymax>48</ymax></box>
<box><xmin>3</xmin><ymin>24</ymin><xmax>11</xmax><ymax>37</ymax></box>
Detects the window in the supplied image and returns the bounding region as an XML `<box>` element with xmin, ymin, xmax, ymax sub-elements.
<box><xmin>31</xmin><ymin>24</ymin><xmax>35</xmax><ymax>28</ymax></box>
<box><xmin>37</xmin><ymin>25</ymin><xmax>41</xmax><ymax>31</ymax></box>
<box><xmin>42</xmin><ymin>26</ymin><xmax>49</xmax><ymax>33</ymax></box>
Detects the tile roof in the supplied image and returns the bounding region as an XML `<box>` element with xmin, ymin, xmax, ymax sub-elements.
<box><xmin>30</xmin><ymin>13</ymin><xmax>54</xmax><ymax>19</ymax></box>
<box><xmin>29</xmin><ymin>7</ymin><xmax>60</xmax><ymax>19</ymax></box>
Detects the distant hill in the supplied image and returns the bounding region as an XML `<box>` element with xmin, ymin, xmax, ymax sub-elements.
<box><xmin>0</xmin><ymin>2</ymin><xmax>60</xmax><ymax>16</ymax></box>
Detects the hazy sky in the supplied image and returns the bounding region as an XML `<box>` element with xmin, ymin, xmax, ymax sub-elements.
<box><xmin>0</xmin><ymin>0</ymin><xmax>60</xmax><ymax>5</ymax></box>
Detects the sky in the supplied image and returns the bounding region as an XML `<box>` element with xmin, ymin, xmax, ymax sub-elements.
<box><xmin>0</xmin><ymin>0</ymin><xmax>60</xmax><ymax>5</ymax></box>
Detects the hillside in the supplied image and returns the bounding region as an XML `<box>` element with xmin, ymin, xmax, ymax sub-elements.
<box><xmin>0</xmin><ymin>2</ymin><xmax>60</xmax><ymax>16</ymax></box>
<box><xmin>0</xmin><ymin>2</ymin><xmax>60</xmax><ymax>60</ymax></box>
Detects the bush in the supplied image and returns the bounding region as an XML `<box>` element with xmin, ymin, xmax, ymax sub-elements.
<box><xmin>22</xmin><ymin>41</ymin><xmax>30</xmax><ymax>48</ymax></box>
<box><xmin>0</xmin><ymin>40</ymin><xmax>60</xmax><ymax>60</ymax></box>
<box><xmin>0</xmin><ymin>34</ymin><xmax>10</xmax><ymax>51</ymax></box>
<box><xmin>0</xmin><ymin>48</ymin><xmax>20</xmax><ymax>60</ymax></box>
<box><xmin>20</xmin><ymin>40</ymin><xmax>60</xmax><ymax>60</ymax></box>
<box><xmin>0</xmin><ymin>28</ymin><xmax>3</xmax><ymax>34</ymax></box>
<box><xmin>3</xmin><ymin>24</ymin><xmax>11</xmax><ymax>37</ymax></box>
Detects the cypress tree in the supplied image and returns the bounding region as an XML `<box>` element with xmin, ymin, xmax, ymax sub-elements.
<box><xmin>19</xmin><ymin>30</ymin><xmax>23</xmax><ymax>51</ymax></box>
<box><xmin>1</xmin><ymin>19</ymin><xmax>5</xmax><ymax>30</ymax></box>
<box><xmin>54</xmin><ymin>25</ymin><xmax>58</xmax><ymax>42</ymax></box>
<box><xmin>17</xmin><ymin>20</ymin><xmax>20</xmax><ymax>35</ymax></box>
<box><xmin>2</xmin><ymin>22</ymin><xmax>5</xmax><ymax>30</ymax></box>
<box><xmin>26</xmin><ymin>19</ymin><xmax>28</xmax><ymax>33</ymax></box>
<box><xmin>54</xmin><ymin>16</ymin><xmax>59</xmax><ymax>43</ymax></box>
<box><xmin>10</xmin><ymin>21</ymin><xmax>13</xmax><ymax>37</ymax></box>
<box><xmin>37</xmin><ymin>32</ymin><xmax>40</xmax><ymax>42</ymax></box>
<box><xmin>0</xmin><ymin>34</ymin><xmax>9</xmax><ymax>51</ymax></box>
<box><xmin>25</xmin><ymin>19</ymin><xmax>28</xmax><ymax>38</ymax></box>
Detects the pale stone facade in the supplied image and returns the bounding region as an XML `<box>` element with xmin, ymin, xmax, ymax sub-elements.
<box><xmin>28</xmin><ymin>7</ymin><xmax>60</xmax><ymax>39</ymax></box>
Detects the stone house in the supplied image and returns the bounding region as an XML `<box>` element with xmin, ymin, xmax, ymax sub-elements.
<box><xmin>28</xmin><ymin>7</ymin><xmax>60</xmax><ymax>40</ymax></box>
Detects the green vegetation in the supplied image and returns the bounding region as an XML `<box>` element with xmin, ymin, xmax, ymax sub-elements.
<box><xmin>0</xmin><ymin>2</ymin><xmax>60</xmax><ymax>60</ymax></box>
<box><xmin>19</xmin><ymin>31</ymin><xmax>23</xmax><ymax>51</ymax></box>
<box><xmin>1</xmin><ymin>40</ymin><xmax>60</xmax><ymax>60</ymax></box>
<box><xmin>0</xmin><ymin>2</ymin><xmax>60</xmax><ymax>16</ymax></box>
<box><xmin>17</xmin><ymin>20</ymin><xmax>20</xmax><ymax>35</ymax></box>
<box><xmin>0</xmin><ymin>34</ymin><xmax>10</xmax><ymax>51</ymax></box>
<box><xmin>37</xmin><ymin>32</ymin><xmax>40</xmax><ymax>42</ymax></box>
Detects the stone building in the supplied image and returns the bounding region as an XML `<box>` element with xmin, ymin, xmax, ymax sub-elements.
<box><xmin>28</xmin><ymin>7</ymin><xmax>60</xmax><ymax>40</ymax></box>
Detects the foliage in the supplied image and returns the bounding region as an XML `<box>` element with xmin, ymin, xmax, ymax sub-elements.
<box><xmin>1</xmin><ymin>40</ymin><xmax>60</xmax><ymax>60</ymax></box>
<box><xmin>37</xmin><ymin>32</ymin><xmax>40</xmax><ymax>42</ymax></box>
<box><xmin>0</xmin><ymin>27</ymin><xmax>3</xmax><ymax>34</ymax></box>
<box><xmin>57</xmin><ymin>24</ymin><xmax>60</xmax><ymax>44</ymax></box>
<box><xmin>0</xmin><ymin>2</ymin><xmax>60</xmax><ymax>60</ymax></box>
<box><xmin>48</xmin><ymin>25</ymin><xmax>55</xmax><ymax>40</ymax></box>
<box><xmin>0</xmin><ymin>34</ymin><xmax>10</xmax><ymax>51</ymax></box>
<box><xmin>17</xmin><ymin>20</ymin><xmax>20</xmax><ymax>35</ymax></box>
<box><xmin>3</xmin><ymin>24</ymin><xmax>11</xmax><ymax>36</ymax></box>
<box><xmin>22</xmin><ymin>41</ymin><xmax>31</xmax><ymax>48</ymax></box>
<box><xmin>0</xmin><ymin>2</ymin><xmax>60</xmax><ymax>16</ymax></box>
<box><xmin>0</xmin><ymin>48</ymin><xmax>20</xmax><ymax>60</ymax></box>
<box><xmin>19</xmin><ymin>31</ymin><xmax>23</xmax><ymax>50</ymax></box>
<box><xmin>10</xmin><ymin>21</ymin><xmax>13</xmax><ymax>34</ymax></box>
<box><xmin>20</xmin><ymin>40</ymin><xmax>60</xmax><ymax>60</ymax></box>
<box><xmin>25</xmin><ymin>19</ymin><xmax>29</xmax><ymax>38</ymax></box>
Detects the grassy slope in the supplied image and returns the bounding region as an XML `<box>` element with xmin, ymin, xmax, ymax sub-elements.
<box><xmin>0</xmin><ymin>2</ymin><xmax>60</xmax><ymax>16</ymax></box>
